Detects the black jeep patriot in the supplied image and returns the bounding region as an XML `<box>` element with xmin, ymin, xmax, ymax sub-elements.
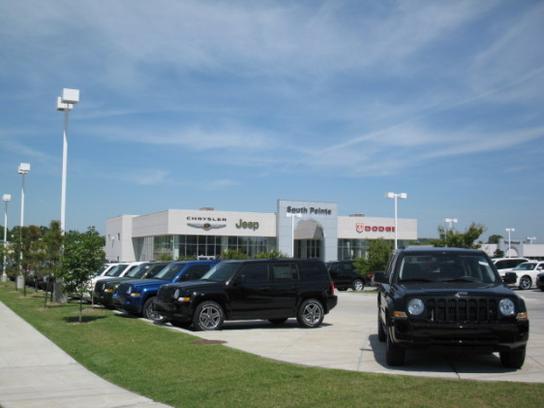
<box><xmin>375</xmin><ymin>247</ymin><xmax>529</xmax><ymax>368</ymax></box>
<box><xmin>153</xmin><ymin>259</ymin><xmax>337</xmax><ymax>331</ymax></box>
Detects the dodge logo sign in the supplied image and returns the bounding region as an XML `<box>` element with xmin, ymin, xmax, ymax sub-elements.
<box><xmin>356</xmin><ymin>223</ymin><xmax>395</xmax><ymax>233</ymax></box>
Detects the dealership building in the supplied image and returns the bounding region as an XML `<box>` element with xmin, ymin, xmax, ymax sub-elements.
<box><xmin>105</xmin><ymin>199</ymin><xmax>418</xmax><ymax>262</ymax></box>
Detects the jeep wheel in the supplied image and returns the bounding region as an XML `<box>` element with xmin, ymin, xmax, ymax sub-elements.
<box><xmin>297</xmin><ymin>299</ymin><xmax>324</xmax><ymax>328</ymax></box>
<box><xmin>269</xmin><ymin>318</ymin><xmax>288</xmax><ymax>325</ymax></box>
<box><xmin>143</xmin><ymin>297</ymin><xmax>166</xmax><ymax>323</ymax></box>
<box><xmin>193</xmin><ymin>301</ymin><xmax>225</xmax><ymax>331</ymax></box>
<box><xmin>385</xmin><ymin>330</ymin><xmax>405</xmax><ymax>366</ymax></box>
<box><xmin>500</xmin><ymin>346</ymin><xmax>526</xmax><ymax>369</ymax></box>
<box><xmin>519</xmin><ymin>276</ymin><xmax>532</xmax><ymax>290</ymax></box>
<box><xmin>352</xmin><ymin>279</ymin><xmax>364</xmax><ymax>292</ymax></box>
<box><xmin>377</xmin><ymin>316</ymin><xmax>386</xmax><ymax>342</ymax></box>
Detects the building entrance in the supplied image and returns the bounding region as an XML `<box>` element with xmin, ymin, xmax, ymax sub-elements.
<box><xmin>294</xmin><ymin>219</ymin><xmax>324</xmax><ymax>260</ymax></box>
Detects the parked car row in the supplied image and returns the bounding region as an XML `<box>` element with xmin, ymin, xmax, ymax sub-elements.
<box><xmin>93</xmin><ymin>259</ymin><xmax>338</xmax><ymax>330</ymax></box>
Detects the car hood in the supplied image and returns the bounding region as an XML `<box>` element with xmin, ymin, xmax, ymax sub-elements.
<box><xmin>393</xmin><ymin>282</ymin><xmax>516</xmax><ymax>298</ymax></box>
<box><xmin>167</xmin><ymin>280</ymin><xmax>223</xmax><ymax>291</ymax></box>
<box><xmin>123</xmin><ymin>278</ymin><xmax>168</xmax><ymax>289</ymax></box>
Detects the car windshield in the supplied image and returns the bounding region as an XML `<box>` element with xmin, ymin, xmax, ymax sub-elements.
<box><xmin>126</xmin><ymin>263</ymin><xmax>151</xmax><ymax>278</ymax></box>
<box><xmin>153</xmin><ymin>263</ymin><xmax>185</xmax><ymax>281</ymax></box>
<box><xmin>143</xmin><ymin>263</ymin><xmax>168</xmax><ymax>278</ymax></box>
<box><xmin>106</xmin><ymin>264</ymin><xmax>128</xmax><ymax>277</ymax></box>
<box><xmin>397</xmin><ymin>254</ymin><xmax>499</xmax><ymax>284</ymax></box>
<box><xmin>513</xmin><ymin>263</ymin><xmax>536</xmax><ymax>271</ymax></box>
<box><xmin>202</xmin><ymin>262</ymin><xmax>241</xmax><ymax>282</ymax></box>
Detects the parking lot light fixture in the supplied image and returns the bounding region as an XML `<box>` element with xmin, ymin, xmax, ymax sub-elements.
<box><xmin>505</xmin><ymin>228</ymin><xmax>515</xmax><ymax>258</ymax></box>
<box><xmin>386</xmin><ymin>192</ymin><xmax>408</xmax><ymax>251</ymax></box>
<box><xmin>286</xmin><ymin>213</ymin><xmax>302</xmax><ymax>258</ymax></box>
<box><xmin>2</xmin><ymin>193</ymin><xmax>11</xmax><ymax>282</ymax></box>
<box><xmin>57</xmin><ymin>88</ymin><xmax>79</xmax><ymax>235</ymax></box>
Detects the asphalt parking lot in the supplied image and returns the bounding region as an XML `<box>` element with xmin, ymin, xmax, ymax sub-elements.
<box><xmin>166</xmin><ymin>289</ymin><xmax>544</xmax><ymax>383</ymax></box>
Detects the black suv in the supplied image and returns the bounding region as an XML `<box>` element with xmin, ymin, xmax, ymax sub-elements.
<box><xmin>326</xmin><ymin>261</ymin><xmax>366</xmax><ymax>291</ymax></box>
<box><xmin>375</xmin><ymin>247</ymin><xmax>529</xmax><ymax>368</ymax></box>
<box><xmin>153</xmin><ymin>259</ymin><xmax>337</xmax><ymax>330</ymax></box>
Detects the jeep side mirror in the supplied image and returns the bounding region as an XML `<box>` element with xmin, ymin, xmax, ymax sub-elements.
<box><xmin>503</xmin><ymin>273</ymin><xmax>516</xmax><ymax>284</ymax></box>
<box><xmin>373</xmin><ymin>272</ymin><xmax>387</xmax><ymax>284</ymax></box>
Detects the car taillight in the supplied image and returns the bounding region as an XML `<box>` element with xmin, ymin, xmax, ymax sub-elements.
<box><xmin>330</xmin><ymin>281</ymin><xmax>335</xmax><ymax>294</ymax></box>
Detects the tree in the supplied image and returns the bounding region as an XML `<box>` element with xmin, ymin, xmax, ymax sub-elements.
<box><xmin>354</xmin><ymin>239</ymin><xmax>393</xmax><ymax>278</ymax></box>
<box><xmin>11</xmin><ymin>226</ymin><xmax>46</xmax><ymax>296</ymax></box>
<box><xmin>220</xmin><ymin>249</ymin><xmax>249</xmax><ymax>260</ymax></box>
<box><xmin>255</xmin><ymin>250</ymin><xmax>287</xmax><ymax>259</ymax></box>
<box><xmin>61</xmin><ymin>227</ymin><xmax>105</xmax><ymax>322</ymax></box>
<box><xmin>433</xmin><ymin>223</ymin><xmax>485</xmax><ymax>249</ymax></box>
<box><xmin>488</xmin><ymin>234</ymin><xmax>503</xmax><ymax>244</ymax></box>
<box><xmin>494</xmin><ymin>248</ymin><xmax>505</xmax><ymax>258</ymax></box>
<box><xmin>42</xmin><ymin>221</ymin><xmax>63</xmax><ymax>305</ymax></box>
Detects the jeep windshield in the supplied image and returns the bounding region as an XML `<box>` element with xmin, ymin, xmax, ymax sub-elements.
<box><xmin>397</xmin><ymin>254</ymin><xmax>499</xmax><ymax>284</ymax></box>
<box><xmin>513</xmin><ymin>263</ymin><xmax>536</xmax><ymax>271</ymax></box>
<box><xmin>201</xmin><ymin>262</ymin><xmax>241</xmax><ymax>282</ymax></box>
<box><xmin>105</xmin><ymin>264</ymin><xmax>128</xmax><ymax>277</ymax></box>
<box><xmin>154</xmin><ymin>263</ymin><xmax>185</xmax><ymax>281</ymax></box>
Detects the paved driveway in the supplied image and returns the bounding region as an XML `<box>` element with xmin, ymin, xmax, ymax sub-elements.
<box><xmin>166</xmin><ymin>289</ymin><xmax>544</xmax><ymax>383</ymax></box>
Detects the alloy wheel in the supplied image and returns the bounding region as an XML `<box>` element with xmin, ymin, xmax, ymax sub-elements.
<box><xmin>199</xmin><ymin>305</ymin><xmax>222</xmax><ymax>330</ymax></box>
<box><xmin>302</xmin><ymin>301</ymin><xmax>322</xmax><ymax>326</ymax></box>
<box><xmin>520</xmin><ymin>276</ymin><xmax>532</xmax><ymax>290</ymax></box>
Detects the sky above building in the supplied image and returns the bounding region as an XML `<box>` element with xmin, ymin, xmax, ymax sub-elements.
<box><xmin>0</xmin><ymin>0</ymin><xmax>543</xmax><ymax>241</ymax></box>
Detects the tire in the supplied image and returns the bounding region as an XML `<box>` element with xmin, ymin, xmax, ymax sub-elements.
<box><xmin>143</xmin><ymin>297</ymin><xmax>166</xmax><ymax>323</ymax></box>
<box><xmin>338</xmin><ymin>288</ymin><xmax>348</xmax><ymax>292</ymax></box>
<box><xmin>297</xmin><ymin>299</ymin><xmax>325</xmax><ymax>328</ymax></box>
<box><xmin>193</xmin><ymin>300</ymin><xmax>225</xmax><ymax>331</ymax></box>
<box><xmin>385</xmin><ymin>329</ymin><xmax>405</xmax><ymax>366</ymax></box>
<box><xmin>500</xmin><ymin>346</ymin><xmax>526</xmax><ymax>369</ymax></box>
<box><xmin>352</xmin><ymin>279</ymin><xmax>364</xmax><ymax>292</ymax></box>
<box><xmin>269</xmin><ymin>318</ymin><xmax>288</xmax><ymax>325</ymax></box>
<box><xmin>378</xmin><ymin>316</ymin><xmax>386</xmax><ymax>342</ymax></box>
<box><xmin>519</xmin><ymin>276</ymin><xmax>532</xmax><ymax>290</ymax></box>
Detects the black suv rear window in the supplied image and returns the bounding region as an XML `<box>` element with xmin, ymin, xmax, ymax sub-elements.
<box><xmin>300</xmin><ymin>262</ymin><xmax>328</xmax><ymax>281</ymax></box>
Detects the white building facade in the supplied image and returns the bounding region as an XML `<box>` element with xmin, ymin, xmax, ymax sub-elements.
<box><xmin>106</xmin><ymin>199</ymin><xmax>418</xmax><ymax>262</ymax></box>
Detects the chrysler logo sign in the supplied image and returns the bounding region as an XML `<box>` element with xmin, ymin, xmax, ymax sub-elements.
<box><xmin>187</xmin><ymin>216</ymin><xmax>227</xmax><ymax>231</ymax></box>
<box><xmin>356</xmin><ymin>223</ymin><xmax>395</xmax><ymax>233</ymax></box>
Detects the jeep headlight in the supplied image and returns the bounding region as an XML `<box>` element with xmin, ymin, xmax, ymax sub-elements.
<box><xmin>407</xmin><ymin>298</ymin><xmax>425</xmax><ymax>316</ymax></box>
<box><xmin>499</xmin><ymin>298</ymin><xmax>515</xmax><ymax>316</ymax></box>
<box><xmin>174</xmin><ymin>289</ymin><xmax>180</xmax><ymax>299</ymax></box>
<box><xmin>126</xmin><ymin>286</ymin><xmax>132</xmax><ymax>295</ymax></box>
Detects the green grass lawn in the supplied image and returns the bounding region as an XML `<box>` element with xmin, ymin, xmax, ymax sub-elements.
<box><xmin>1</xmin><ymin>283</ymin><xmax>543</xmax><ymax>408</ymax></box>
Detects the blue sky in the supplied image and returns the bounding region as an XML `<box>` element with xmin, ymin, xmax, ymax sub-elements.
<box><xmin>1</xmin><ymin>0</ymin><xmax>543</xmax><ymax>240</ymax></box>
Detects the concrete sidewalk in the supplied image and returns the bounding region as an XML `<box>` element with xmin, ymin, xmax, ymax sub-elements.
<box><xmin>0</xmin><ymin>301</ymin><xmax>171</xmax><ymax>408</ymax></box>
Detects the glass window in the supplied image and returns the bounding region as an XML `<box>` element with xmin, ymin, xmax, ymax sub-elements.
<box><xmin>143</xmin><ymin>263</ymin><xmax>168</xmax><ymax>278</ymax></box>
<box><xmin>398</xmin><ymin>254</ymin><xmax>498</xmax><ymax>284</ymax></box>
<box><xmin>513</xmin><ymin>263</ymin><xmax>536</xmax><ymax>270</ymax></box>
<box><xmin>182</xmin><ymin>264</ymin><xmax>212</xmax><ymax>281</ymax></box>
<box><xmin>202</xmin><ymin>262</ymin><xmax>241</xmax><ymax>282</ymax></box>
<box><xmin>106</xmin><ymin>264</ymin><xmax>128</xmax><ymax>276</ymax></box>
<box><xmin>271</xmin><ymin>263</ymin><xmax>298</xmax><ymax>281</ymax></box>
<box><xmin>240</xmin><ymin>262</ymin><xmax>269</xmax><ymax>283</ymax></box>
<box><xmin>154</xmin><ymin>262</ymin><xmax>185</xmax><ymax>281</ymax></box>
<box><xmin>300</xmin><ymin>261</ymin><xmax>327</xmax><ymax>281</ymax></box>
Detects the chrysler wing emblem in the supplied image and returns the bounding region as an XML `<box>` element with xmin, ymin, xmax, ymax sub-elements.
<box><xmin>187</xmin><ymin>222</ymin><xmax>227</xmax><ymax>231</ymax></box>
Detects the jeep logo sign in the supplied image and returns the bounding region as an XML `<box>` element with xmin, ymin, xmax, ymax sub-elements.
<box><xmin>235</xmin><ymin>219</ymin><xmax>260</xmax><ymax>230</ymax></box>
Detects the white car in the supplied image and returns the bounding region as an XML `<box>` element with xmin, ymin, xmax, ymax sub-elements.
<box><xmin>492</xmin><ymin>257</ymin><xmax>529</xmax><ymax>278</ymax></box>
<box><xmin>85</xmin><ymin>262</ymin><xmax>144</xmax><ymax>300</ymax></box>
<box><xmin>510</xmin><ymin>261</ymin><xmax>544</xmax><ymax>290</ymax></box>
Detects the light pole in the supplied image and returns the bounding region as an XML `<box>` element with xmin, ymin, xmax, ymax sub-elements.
<box><xmin>17</xmin><ymin>162</ymin><xmax>30</xmax><ymax>289</ymax></box>
<box><xmin>505</xmin><ymin>228</ymin><xmax>515</xmax><ymax>258</ymax></box>
<box><xmin>57</xmin><ymin>88</ymin><xmax>79</xmax><ymax>234</ymax></box>
<box><xmin>443</xmin><ymin>217</ymin><xmax>458</xmax><ymax>247</ymax></box>
<box><xmin>386</xmin><ymin>192</ymin><xmax>407</xmax><ymax>251</ymax></box>
<box><xmin>2</xmin><ymin>194</ymin><xmax>11</xmax><ymax>282</ymax></box>
<box><xmin>286</xmin><ymin>213</ymin><xmax>302</xmax><ymax>258</ymax></box>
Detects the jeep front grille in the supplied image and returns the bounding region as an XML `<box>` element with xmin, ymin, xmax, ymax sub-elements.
<box><xmin>157</xmin><ymin>286</ymin><xmax>177</xmax><ymax>301</ymax></box>
<box><xmin>424</xmin><ymin>297</ymin><xmax>498</xmax><ymax>323</ymax></box>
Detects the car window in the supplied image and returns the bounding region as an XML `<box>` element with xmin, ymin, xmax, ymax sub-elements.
<box><xmin>514</xmin><ymin>263</ymin><xmax>536</xmax><ymax>271</ymax></box>
<box><xmin>300</xmin><ymin>262</ymin><xmax>328</xmax><ymax>281</ymax></box>
<box><xmin>106</xmin><ymin>264</ymin><xmax>128</xmax><ymax>276</ymax></box>
<box><xmin>494</xmin><ymin>260</ymin><xmax>508</xmax><ymax>269</ymax></box>
<box><xmin>397</xmin><ymin>254</ymin><xmax>499</xmax><ymax>284</ymax></box>
<box><xmin>240</xmin><ymin>263</ymin><xmax>269</xmax><ymax>283</ymax></box>
<box><xmin>341</xmin><ymin>262</ymin><xmax>355</xmax><ymax>273</ymax></box>
<box><xmin>143</xmin><ymin>263</ymin><xmax>168</xmax><ymax>278</ymax></box>
<box><xmin>271</xmin><ymin>263</ymin><xmax>298</xmax><ymax>281</ymax></box>
<box><xmin>182</xmin><ymin>264</ymin><xmax>212</xmax><ymax>281</ymax></box>
<box><xmin>154</xmin><ymin>263</ymin><xmax>185</xmax><ymax>281</ymax></box>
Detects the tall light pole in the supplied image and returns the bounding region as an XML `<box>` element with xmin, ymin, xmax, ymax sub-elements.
<box><xmin>57</xmin><ymin>88</ymin><xmax>79</xmax><ymax>234</ymax></box>
<box><xmin>17</xmin><ymin>163</ymin><xmax>30</xmax><ymax>289</ymax></box>
<box><xmin>2</xmin><ymin>194</ymin><xmax>11</xmax><ymax>282</ymax></box>
<box><xmin>386</xmin><ymin>192</ymin><xmax>407</xmax><ymax>251</ymax></box>
<box><xmin>443</xmin><ymin>217</ymin><xmax>458</xmax><ymax>247</ymax></box>
<box><xmin>505</xmin><ymin>228</ymin><xmax>515</xmax><ymax>258</ymax></box>
<box><xmin>286</xmin><ymin>213</ymin><xmax>302</xmax><ymax>258</ymax></box>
